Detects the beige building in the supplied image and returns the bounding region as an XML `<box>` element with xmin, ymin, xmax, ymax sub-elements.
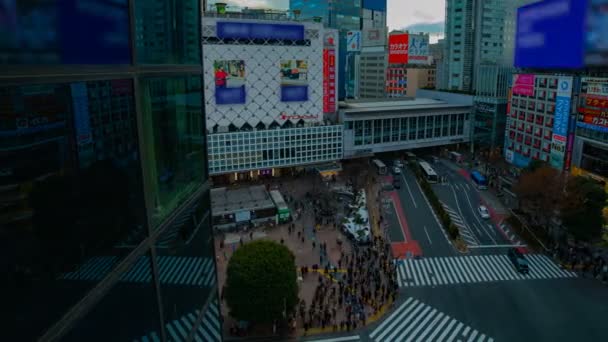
<box><xmin>386</xmin><ymin>66</ymin><xmax>436</xmax><ymax>97</ymax></box>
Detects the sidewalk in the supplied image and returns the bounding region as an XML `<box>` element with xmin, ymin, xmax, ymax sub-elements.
<box><xmin>215</xmin><ymin>164</ymin><xmax>398</xmax><ymax>339</ymax></box>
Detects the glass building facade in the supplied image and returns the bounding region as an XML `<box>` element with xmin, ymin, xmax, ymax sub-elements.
<box><xmin>1</xmin><ymin>1</ymin><xmax>219</xmax><ymax>341</ymax></box>
<box><xmin>208</xmin><ymin>125</ymin><xmax>344</xmax><ymax>174</ymax></box>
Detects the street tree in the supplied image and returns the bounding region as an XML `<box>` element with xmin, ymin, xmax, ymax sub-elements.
<box><xmin>561</xmin><ymin>176</ymin><xmax>606</xmax><ymax>242</ymax></box>
<box><xmin>513</xmin><ymin>165</ymin><xmax>565</xmax><ymax>227</ymax></box>
<box><xmin>224</xmin><ymin>240</ymin><xmax>298</xmax><ymax>324</ymax></box>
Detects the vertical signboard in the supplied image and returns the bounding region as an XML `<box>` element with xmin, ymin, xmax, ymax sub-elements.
<box><xmin>550</xmin><ymin>77</ymin><xmax>573</xmax><ymax>169</ymax></box>
<box><xmin>408</xmin><ymin>34</ymin><xmax>429</xmax><ymax>65</ymax></box>
<box><xmin>323</xmin><ymin>49</ymin><xmax>337</xmax><ymax>112</ymax></box>
<box><xmin>388</xmin><ymin>34</ymin><xmax>409</xmax><ymax>64</ymax></box>
<box><xmin>564</xmin><ymin>115</ymin><xmax>577</xmax><ymax>171</ymax></box>
<box><xmin>346</xmin><ymin>31</ymin><xmax>362</xmax><ymax>52</ymax></box>
<box><xmin>70</xmin><ymin>82</ymin><xmax>92</xmax><ymax>146</ymax></box>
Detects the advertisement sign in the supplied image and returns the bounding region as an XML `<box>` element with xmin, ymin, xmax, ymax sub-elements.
<box><xmin>70</xmin><ymin>82</ymin><xmax>93</xmax><ymax>146</ymax></box>
<box><xmin>408</xmin><ymin>34</ymin><xmax>430</xmax><ymax>65</ymax></box>
<box><xmin>323</xmin><ymin>49</ymin><xmax>337</xmax><ymax>112</ymax></box>
<box><xmin>512</xmin><ymin>74</ymin><xmax>535</xmax><ymax>96</ymax></box>
<box><xmin>584</xmin><ymin>80</ymin><xmax>608</xmax><ymax>96</ymax></box>
<box><xmin>388</xmin><ymin>34</ymin><xmax>409</xmax><ymax>64</ymax></box>
<box><xmin>583</xmin><ymin>95</ymin><xmax>608</xmax><ymax>108</ymax></box>
<box><xmin>553</xmin><ymin>97</ymin><xmax>571</xmax><ymax>136</ymax></box>
<box><xmin>280</xmin><ymin>60</ymin><xmax>308</xmax><ymax>102</ymax></box>
<box><xmin>324</xmin><ymin>30</ymin><xmax>337</xmax><ymax>47</ymax></box>
<box><xmin>217</xmin><ymin>22</ymin><xmax>304</xmax><ymax>41</ymax></box>
<box><xmin>347</xmin><ymin>30</ymin><xmax>362</xmax><ymax>52</ymax></box>
<box><xmin>514</xmin><ymin>0</ymin><xmax>587</xmax><ymax>69</ymax></box>
<box><xmin>214</xmin><ymin>60</ymin><xmax>246</xmax><ymax>105</ymax></box>
<box><xmin>564</xmin><ymin>115</ymin><xmax>577</xmax><ymax>171</ymax></box>
<box><xmin>550</xmin><ymin>134</ymin><xmax>567</xmax><ymax>169</ymax></box>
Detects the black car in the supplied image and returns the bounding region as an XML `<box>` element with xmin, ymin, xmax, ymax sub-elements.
<box><xmin>392</xmin><ymin>178</ymin><xmax>401</xmax><ymax>189</ymax></box>
<box><xmin>507</xmin><ymin>248</ymin><xmax>529</xmax><ymax>274</ymax></box>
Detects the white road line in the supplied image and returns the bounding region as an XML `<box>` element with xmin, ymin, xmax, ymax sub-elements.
<box><xmin>424</xmin><ymin>225</ymin><xmax>433</xmax><ymax>245</ymax></box>
<box><xmin>415</xmin><ymin>312</ymin><xmax>444</xmax><ymax>342</ymax></box>
<box><xmin>405</xmin><ymin>308</ymin><xmax>437</xmax><ymax>342</ymax></box>
<box><xmin>427</xmin><ymin>314</ymin><xmax>451</xmax><ymax>341</ymax></box>
<box><xmin>306</xmin><ymin>335</ymin><xmax>361</xmax><ymax>342</ymax></box>
<box><xmin>370</xmin><ymin>297</ymin><xmax>414</xmax><ymax>339</ymax></box>
<box><xmin>463</xmin><ymin>189</ymin><xmax>497</xmax><ymax>244</ymax></box>
<box><xmin>401</xmin><ymin>173</ymin><xmax>418</xmax><ymax>208</ymax></box>
<box><xmin>446</xmin><ymin>322</ymin><xmax>464</xmax><ymax>342</ymax></box>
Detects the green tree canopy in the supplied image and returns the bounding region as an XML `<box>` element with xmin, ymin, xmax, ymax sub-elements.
<box><xmin>561</xmin><ymin>176</ymin><xmax>607</xmax><ymax>242</ymax></box>
<box><xmin>224</xmin><ymin>240</ymin><xmax>298</xmax><ymax>324</ymax></box>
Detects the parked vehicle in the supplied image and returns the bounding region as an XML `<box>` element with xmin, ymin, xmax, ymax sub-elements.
<box><xmin>392</xmin><ymin>178</ymin><xmax>401</xmax><ymax>189</ymax></box>
<box><xmin>392</xmin><ymin>166</ymin><xmax>401</xmax><ymax>175</ymax></box>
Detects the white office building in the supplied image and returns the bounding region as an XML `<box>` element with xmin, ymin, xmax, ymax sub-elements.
<box><xmin>202</xmin><ymin>16</ymin><xmax>342</xmax><ymax>179</ymax></box>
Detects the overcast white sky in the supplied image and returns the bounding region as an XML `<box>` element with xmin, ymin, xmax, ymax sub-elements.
<box><xmin>207</xmin><ymin>0</ymin><xmax>446</xmax><ymax>31</ymax></box>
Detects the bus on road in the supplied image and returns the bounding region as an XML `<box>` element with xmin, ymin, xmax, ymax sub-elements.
<box><xmin>470</xmin><ymin>170</ymin><xmax>488</xmax><ymax>190</ymax></box>
<box><xmin>418</xmin><ymin>161</ymin><xmax>439</xmax><ymax>183</ymax></box>
<box><xmin>372</xmin><ymin>159</ymin><xmax>387</xmax><ymax>175</ymax></box>
<box><xmin>405</xmin><ymin>152</ymin><xmax>417</xmax><ymax>163</ymax></box>
<box><xmin>269</xmin><ymin>190</ymin><xmax>291</xmax><ymax>223</ymax></box>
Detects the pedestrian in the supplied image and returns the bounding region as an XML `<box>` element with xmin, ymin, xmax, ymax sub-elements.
<box><xmin>249</xmin><ymin>231</ymin><xmax>253</xmax><ymax>240</ymax></box>
<box><xmin>280</xmin><ymin>238</ymin><xmax>284</xmax><ymax>244</ymax></box>
<box><xmin>239</xmin><ymin>237</ymin><xmax>243</xmax><ymax>246</ymax></box>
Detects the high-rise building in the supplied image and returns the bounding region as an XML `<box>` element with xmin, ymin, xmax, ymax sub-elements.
<box><xmin>442</xmin><ymin>0</ymin><xmax>539</xmax><ymax>151</ymax></box>
<box><xmin>201</xmin><ymin>15</ymin><xmax>343</xmax><ymax>181</ymax></box>
<box><xmin>570</xmin><ymin>77</ymin><xmax>608</xmax><ymax>193</ymax></box>
<box><xmin>359</xmin><ymin>27</ymin><xmax>388</xmax><ymax>98</ymax></box>
<box><xmin>290</xmin><ymin>1</ymin><xmax>387</xmax><ymax>100</ymax></box>
<box><xmin>1</xmin><ymin>2</ymin><xmax>219</xmax><ymax>341</ymax></box>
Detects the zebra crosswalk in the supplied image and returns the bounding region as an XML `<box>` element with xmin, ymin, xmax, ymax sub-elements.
<box><xmin>395</xmin><ymin>254</ymin><xmax>576</xmax><ymax>287</ymax></box>
<box><xmin>370</xmin><ymin>297</ymin><xmax>492</xmax><ymax>342</ymax></box>
<box><xmin>441</xmin><ymin>203</ymin><xmax>479</xmax><ymax>246</ymax></box>
<box><xmin>136</xmin><ymin>299</ymin><xmax>222</xmax><ymax>342</ymax></box>
<box><xmin>60</xmin><ymin>256</ymin><xmax>216</xmax><ymax>287</ymax></box>
<box><xmin>304</xmin><ymin>335</ymin><xmax>361</xmax><ymax>342</ymax></box>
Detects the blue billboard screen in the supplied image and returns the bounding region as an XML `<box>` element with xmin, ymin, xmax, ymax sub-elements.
<box><xmin>217</xmin><ymin>22</ymin><xmax>304</xmax><ymax>41</ymax></box>
<box><xmin>514</xmin><ymin>0</ymin><xmax>588</xmax><ymax>69</ymax></box>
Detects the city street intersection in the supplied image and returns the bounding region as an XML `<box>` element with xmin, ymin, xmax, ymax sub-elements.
<box><xmin>303</xmin><ymin>157</ymin><xmax>608</xmax><ymax>342</ymax></box>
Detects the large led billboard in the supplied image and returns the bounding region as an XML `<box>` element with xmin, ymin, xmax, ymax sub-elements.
<box><xmin>514</xmin><ymin>0</ymin><xmax>587</xmax><ymax>69</ymax></box>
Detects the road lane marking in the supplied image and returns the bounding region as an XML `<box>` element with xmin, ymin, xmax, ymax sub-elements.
<box><xmin>424</xmin><ymin>225</ymin><xmax>433</xmax><ymax>245</ymax></box>
<box><xmin>401</xmin><ymin>173</ymin><xmax>418</xmax><ymax>208</ymax></box>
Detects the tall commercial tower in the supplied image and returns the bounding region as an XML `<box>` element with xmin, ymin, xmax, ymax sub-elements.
<box><xmin>201</xmin><ymin>15</ymin><xmax>342</xmax><ymax>181</ymax></box>
<box><xmin>1</xmin><ymin>1</ymin><xmax>219</xmax><ymax>341</ymax></box>
<box><xmin>442</xmin><ymin>0</ymin><xmax>538</xmax><ymax>150</ymax></box>
<box><xmin>290</xmin><ymin>0</ymin><xmax>387</xmax><ymax>99</ymax></box>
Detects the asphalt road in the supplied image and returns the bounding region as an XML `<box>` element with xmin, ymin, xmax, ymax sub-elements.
<box><xmin>394</xmin><ymin>166</ymin><xmax>456</xmax><ymax>257</ymax></box>
<box><xmin>303</xmin><ymin>267</ymin><xmax>608</xmax><ymax>342</ymax></box>
<box><xmin>431</xmin><ymin>160</ymin><xmax>511</xmax><ymax>248</ymax></box>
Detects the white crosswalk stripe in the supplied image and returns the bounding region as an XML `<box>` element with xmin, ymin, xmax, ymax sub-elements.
<box><xmin>395</xmin><ymin>254</ymin><xmax>576</xmax><ymax>287</ymax></box>
<box><xmin>304</xmin><ymin>335</ymin><xmax>361</xmax><ymax>342</ymax></box>
<box><xmin>135</xmin><ymin>300</ymin><xmax>221</xmax><ymax>342</ymax></box>
<box><xmin>370</xmin><ymin>298</ymin><xmax>492</xmax><ymax>342</ymax></box>
<box><xmin>441</xmin><ymin>203</ymin><xmax>479</xmax><ymax>246</ymax></box>
<box><xmin>60</xmin><ymin>256</ymin><xmax>216</xmax><ymax>287</ymax></box>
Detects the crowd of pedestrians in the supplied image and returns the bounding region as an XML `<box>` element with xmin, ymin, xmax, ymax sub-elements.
<box><xmin>299</xmin><ymin>235</ymin><xmax>398</xmax><ymax>335</ymax></box>
<box><xmin>554</xmin><ymin>245</ymin><xmax>608</xmax><ymax>283</ymax></box>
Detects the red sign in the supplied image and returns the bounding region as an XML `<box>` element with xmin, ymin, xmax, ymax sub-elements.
<box><xmin>583</xmin><ymin>115</ymin><xmax>608</xmax><ymax>128</ymax></box>
<box><xmin>388</xmin><ymin>34</ymin><xmax>409</xmax><ymax>64</ymax></box>
<box><xmin>323</xmin><ymin>48</ymin><xmax>336</xmax><ymax>113</ymax></box>
<box><xmin>578</xmin><ymin>107</ymin><xmax>608</xmax><ymax>116</ymax></box>
<box><xmin>584</xmin><ymin>96</ymin><xmax>608</xmax><ymax>109</ymax></box>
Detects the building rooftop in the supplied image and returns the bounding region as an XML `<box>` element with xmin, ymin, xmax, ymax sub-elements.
<box><xmin>339</xmin><ymin>97</ymin><xmax>472</xmax><ymax>115</ymax></box>
<box><xmin>211</xmin><ymin>185</ymin><xmax>275</xmax><ymax>216</ymax></box>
